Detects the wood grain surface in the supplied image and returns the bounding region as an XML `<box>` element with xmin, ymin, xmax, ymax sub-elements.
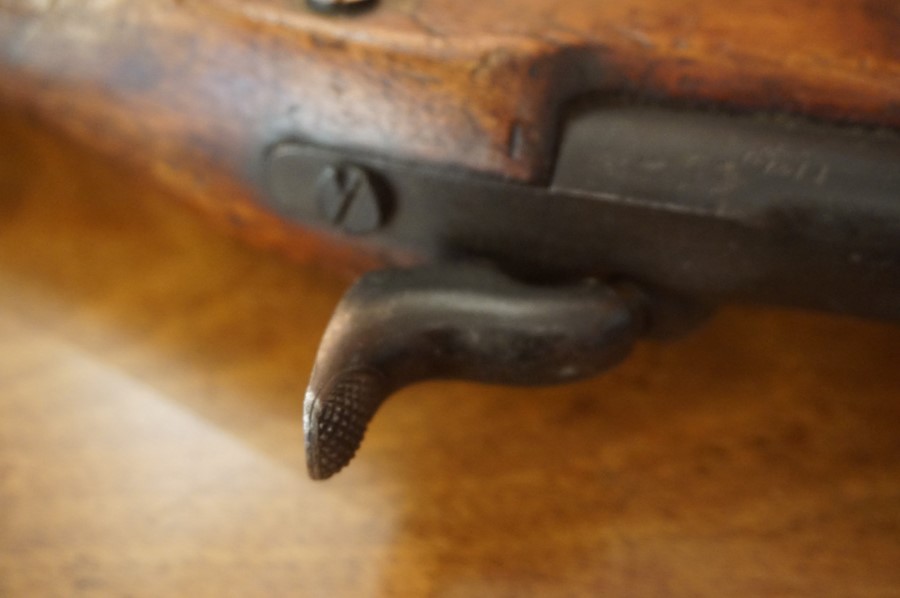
<box><xmin>2</xmin><ymin>91</ymin><xmax>900</xmax><ymax>597</ymax></box>
<box><xmin>1</xmin><ymin>0</ymin><xmax>898</xmax><ymax>270</ymax></box>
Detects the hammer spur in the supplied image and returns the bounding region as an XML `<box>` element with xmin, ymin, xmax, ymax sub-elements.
<box><xmin>303</xmin><ymin>264</ymin><xmax>650</xmax><ymax>480</ymax></box>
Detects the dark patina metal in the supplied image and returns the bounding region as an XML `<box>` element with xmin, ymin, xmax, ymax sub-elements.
<box><xmin>267</xmin><ymin>155</ymin><xmax>388</xmax><ymax>234</ymax></box>
<box><xmin>258</xmin><ymin>103</ymin><xmax>900</xmax><ymax>479</ymax></box>
<box><xmin>305</xmin><ymin>0</ymin><xmax>377</xmax><ymax>15</ymax></box>
<box><xmin>304</xmin><ymin>264</ymin><xmax>647</xmax><ymax>479</ymax></box>
<box><xmin>261</xmin><ymin>104</ymin><xmax>900</xmax><ymax>321</ymax></box>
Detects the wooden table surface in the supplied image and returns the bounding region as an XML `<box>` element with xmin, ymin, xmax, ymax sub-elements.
<box><xmin>1</xmin><ymin>113</ymin><xmax>900</xmax><ymax>597</ymax></box>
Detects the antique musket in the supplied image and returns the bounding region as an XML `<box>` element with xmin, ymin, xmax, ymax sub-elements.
<box><xmin>1</xmin><ymin>0</ymin><xmax>898</xmax><ymax>479</ymax></box>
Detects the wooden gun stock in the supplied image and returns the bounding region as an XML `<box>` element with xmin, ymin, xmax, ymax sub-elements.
<box><xmin>2</xmin><ymin>0</ymin><xmax>899</xmax><ymax>477</ymax></box>
<box><xmin>2</xmin><ymin>0</ymin><xmax>898</xmax><ymax>263</ymax></box>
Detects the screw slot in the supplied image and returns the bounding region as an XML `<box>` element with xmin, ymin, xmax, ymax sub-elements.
<box><xmin>314</xmin><ymin>164</ymin><xmax>386</xmax><ymax>234</ymax></box>
<box><xmin>306</xmin><ymin>0</ymin><xmax>377</xmax><ymax>15</ymax></box>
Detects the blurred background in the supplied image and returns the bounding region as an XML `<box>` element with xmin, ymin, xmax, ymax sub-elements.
<box><xmin>1</xmin><ymin>108</ymin><xmax>900</xmax><ymax>597</ymax></box>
